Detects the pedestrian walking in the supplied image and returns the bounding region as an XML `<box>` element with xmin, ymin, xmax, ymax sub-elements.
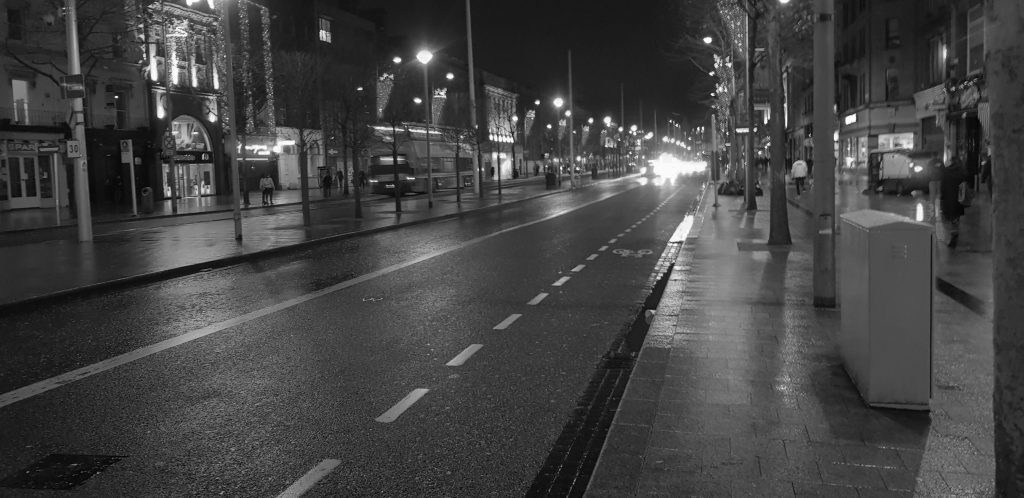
<box><xmin>322</xmin><ymin>173</ymin><xmax>333</xmax><ymax>197</ymax></box>
<box><xmin>791</xmin><ymin>158</ymin><xmax>808</xmax><ymax>195</ymax></box>
<box><xmin>259</xmin><ymin>173</ymin><xmax>275</xmax><ymax>206</ymax></box>
<box><xmin>358</xmin><ymin>170</ymin><xmax>367</xmax><ymax>188</ymax></box>
<box><xmin>337</xmin><ymin>170</ymin><xmax>346</xmax><ymax>194</ymax></box>
<box><xmin>940</xmin><ymin>152</ymin><xmax>968</xmax><ymax>248</ymax></box>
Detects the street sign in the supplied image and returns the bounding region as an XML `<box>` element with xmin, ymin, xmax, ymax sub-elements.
<box><xmin>120</xmin><ymin>139</ymin><xmax>133</xmax><ymax>163</ymax></box>
<box><xmin>67</xmin><ymin>140</ymin><xmax>82</xmax><ymax>158</ymax></box>
<box><xmin>162</xmin><ymin>131</ymin><xmax>175</xmax><ymax>159</ymax></box>
<box><xmin>174</xmin><ymin>151</ymin><xmax>213</xmax><ymax>163</ymax></box>
<box><xmin>60</xmin><ymin>75</ymin><xmax>85</xmax><ymax>99</ymax></box>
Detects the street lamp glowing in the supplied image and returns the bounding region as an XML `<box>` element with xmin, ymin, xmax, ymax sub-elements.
<box><xmin>553</xmin><ymin>97</ymin><xmax>564</xmax><ymax>108</ymax></box>
<box><xmin>587</xmin><ymin>117</ymin><xmax>594</xmax><ymax>124</ymax></box>
<box><xmin>702</xmin><ymin>36</ymin><xmax>713</xmax><ymax>44</ymax></box>
<box><xmin>630</xmin><ymin>124</ymin><xmax>638</xmax><ymax>132</ymax></box>
<box><xmin>392</xmin><ymin>56</ymin><xmax>402</xmax><ymax>64</ymax></box>
<box><xmin>413</xmin><ymin>97</ymin><xmax>423</xmax><ymax>104</ymax></box>
<box><xmin>564</xmin><ymin>110</ymin><xmax>572</xmax><ymax>117</ymax></box>
<box><xmin>446</xmin><ymin>72</ymin><xmax>454</xmax><ymax>80</ymax></box>
<box><xmin>416</xmin><ymin>50</ymin><xmax>433</xmax><ymax>64</ymax></box>
<box><xmin>546</xmin><ymin>123</ymin><xmax>553</xmax><ymax>129</ymax></box>
<box><xmin>534</xmin><ymin>99</ymin><xmax>541</xmax><ymax>106</ymax></box>
<box><xmin>779</xmin><ymin>0</ymin><xmax>790</xmax><ymax>3</ymax></box>
<box><xmin>603</xmin><ymin>116</ymin><xmax>612</xmax><ymax>126</ymax></box>
<box><xmin>512</xmin><ymin>115</ymin><xmax>518</xmax><ymax>122</ymax></box>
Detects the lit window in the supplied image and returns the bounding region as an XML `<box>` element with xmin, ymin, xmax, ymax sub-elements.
<box><xmin>318</xmin><ymin>17</ymin><xmax>331</xmax><ymax>43</ymax></box>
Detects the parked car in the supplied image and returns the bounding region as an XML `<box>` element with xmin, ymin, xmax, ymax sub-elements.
<box><xmin>867</xmin><ymin>149</ymin><xmax>941</xmax><ymax>194</ymax></box>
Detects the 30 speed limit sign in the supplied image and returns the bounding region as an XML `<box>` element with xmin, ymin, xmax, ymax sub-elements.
<box><xmin>66</xmin><ymin>140</ymin><xmax>82</xmax><ymax>158</ymax></box>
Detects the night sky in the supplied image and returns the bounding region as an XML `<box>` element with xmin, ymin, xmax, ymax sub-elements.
<box><xmin>358</xmin><ymin>0</ymin><xmax>707</xmax><ymax>131</ymax></box>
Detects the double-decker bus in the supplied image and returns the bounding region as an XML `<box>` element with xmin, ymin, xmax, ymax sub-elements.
<box><xmin>367</xmin><ymin>154</ymin><xmax>418</xmax><ymax>196</ymax></box>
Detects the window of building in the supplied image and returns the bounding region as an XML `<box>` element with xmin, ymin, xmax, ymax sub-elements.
<box><xmin>6</xmin><ymin>8</ymin><xmax>22</xmax><ymax>40</ymax></box>
<box><xmin>111</xmin><ymin>33</ymin><xmax>124</xmax><ymax>59</ymax></box>
<box><xmin>885</xmin><ymin>18</ymin><xmax>900</xmax><ymax>49</ymax></box>
<box><xmin>858</xmin><ymin>28</ymin><xmax>866</xmax><ymax>58</ymax></box>
<box><xmin>885</xmin><ymin>68</ymin><xmax>899</xmax><ymax>100</ymax></box>
<box><xmin>108</xmin><ymin>89</ymin><xmax>129</xmax><ymax>129</ymax></box>
<box><xmin>318</xmin><ymin>16</ymin><xmax>331</xmax><ymax>43</ymax></box>
<box><xmin>861</xmin><ymin>73</ymin><xmax>868</xmax><ymax>105</ymax></box>
<box><xmin>12</xmin><ymin>78</ymin><xmax>30</xmax><ymax>124</ymax></box>
<box><xmin>928</xmin><ymin>36</ymin><xmax>945</xmax><ymax>85</ymax></box>
<box><xmin>967</xmin><ymin>5</ymin><xmax>984</xmax><ymax>74</ymax></box>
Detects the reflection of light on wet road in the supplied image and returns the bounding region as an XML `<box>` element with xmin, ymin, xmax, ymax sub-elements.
<box><xmin>670</xmin><ymin>215</ymin><xmax>695</xmax><ymax>243</ymax></box>
<box><xmin>915</xmin><ymin>202</ymin><xmax>925</xmax><ymax>221</ymax></box>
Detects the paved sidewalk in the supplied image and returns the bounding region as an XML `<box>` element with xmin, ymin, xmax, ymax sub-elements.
<box><xmin>0</xmin><ymin>173</ymin><xmax>589</xmax><ymax>308</ymax></box>
<box><xmin>586</xmin><ymin>187</ymin><xmax>994</xmax><ymax>497</ymax></box>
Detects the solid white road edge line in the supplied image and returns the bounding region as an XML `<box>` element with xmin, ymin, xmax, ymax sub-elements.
<box><xmin>527</xmin><ymin>293</ymin><xmax>549</xmax><ymax>305</ymax></box>
<box><xmin>277</xmin><ymin>459</ymin><xmax>341</xmax><ymax>498</ymax></box>
<box><xmin>0</xmin><ymin>191</ymin><xmax>627</xmax><ymax>409</ymax></box>
<box><xmin>446</xmin><ymin>344</ymin><xmax>484</xmax><ymax>367</ymax></box>
<box><xmin>493</xmin><ymin>314</ymin><xmax>523</xmax><ymax>330</ymax></box>
<box><xmin>552</xmin><ymin>276</ymin><xmax>571</xmax><ymax>286</ymax></box>
<box><xmin>376</xmin><ymin>388</ymin><xmax>429</xmax><ymax>423</ymax></box>
<box><xmin>571</xmin><ymin>265</ymin><xmax>585</xmax><ymax>272</ymax></box>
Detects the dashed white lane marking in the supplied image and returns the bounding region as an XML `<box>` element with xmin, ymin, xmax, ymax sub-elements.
<box><xmin>617</xmin><ymin>233</ymin><xmax>625</xmax><ymax>237</ymax></box>
<box><xmin>553</xmin><ymin>276</ymin><xmax>571</xmax><ymax>286</ymax></box>
<box><xmin>446</xmin><ymin>344</ymin><xmax>484</xmax><ymax>367</ymax></box>
<box><xmin>494</xmin><ymin>314</ymin><xmax>523</xmax><ymax>330</ymax></box>
<box><xmin>609</xmin><ymin>238</ymin><xmax>618</xmax><ymax>244</ymax></box>
<box><xmin>598</xmin><ymin>245</ymin><xmax>609</xmax><ymax>251</ymax></box>
<box><xmin>624</xmin><ymin>229</ymin><xmax>632</xmax><ymax>233</ymax></box>
<box><xmin>277</xmin><ymin>459</ymin><xmax>341</xmax><ymax>498</ymax></box>
<box><xmin>376</xmin><ymin>388</ymin><xmax>429</xmax><ymax>423</ymax></box>
<box><xmin>527</xmin><ymin>293</ymin><xmax>549</xmax><ymax>305</ymax></box>
<box><xmin>0</xmin><ymin>192</ymin><xmax>625</xmax><ymax>409</ymax></box>
<box><xmin>586</xmin><ymin>254</ymin><xmax>598</xmax><ymax>261</ymax></box>
<box><xmin>571</xmin><ymin>265</ymin><xmax>586</xmax><ymax>272</ymax></box>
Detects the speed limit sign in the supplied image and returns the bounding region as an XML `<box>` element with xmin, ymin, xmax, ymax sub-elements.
<box><xmin>66</xmin><ymin>140</ymin><xmax>82</xmax><ymax>158</ymax></box>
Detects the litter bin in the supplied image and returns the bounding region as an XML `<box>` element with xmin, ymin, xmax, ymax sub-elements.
<box><xmin>545</xmin><ymin>172</ymin><xmax>557</xmax><ymax>189</ymax></box>
<box><xmin>839</xmin><ymin>210</ymin><xmax>933</xmax><ymax>410</ymax></box>
<box><xmin>140</xmin><ymin>187</ymin><xmax>154</xmax><ymax>214</ymax></box>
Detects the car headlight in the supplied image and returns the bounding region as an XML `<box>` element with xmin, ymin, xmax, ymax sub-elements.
<box><xmin>369</xmin><ymin>178</ymin><xmax>379</xmax><ymax>183</ymax></box>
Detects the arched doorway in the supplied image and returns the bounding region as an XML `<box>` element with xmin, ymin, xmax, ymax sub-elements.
<box><xmin>163</xmin><ymin>115</ymin><xmax>215</xmax><ymax>198</ymax></box>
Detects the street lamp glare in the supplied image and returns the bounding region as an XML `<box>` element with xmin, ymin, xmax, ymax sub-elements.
<box><xmin>587</xmin><ymin>117</ymin><xmax>594</xmax><ymax>124</ymax></box>
<box><xmin>512</xmin><ymin>115</ymin><xmax>518</xmax><ymax>122</ymax></box>
<box><xmin>534</xmin><ymin>99</ymin><xmax>541</xmax><ymax>106</ymax></box>
<box><xmin>603</xmin><ymin>116</ymin><xmax>612</xmax><ymax>125</ymax></box>
<box><xmin>779</xmin><ymin>0</ymin><xmax>790</xmax><ymax>3</ymax></box>
<box><xmin>445</xmin><ymin>72</ymin><xmax>454</xmax><ymax>80</ymax></box>
<box><xmin>413</xmin><ymin>97</ymin><xmax>423</xmax><ymax>104</ymax></box>
<box><xmin>392</xmin><ymin>56</ymin><xmax>402</xmax><ymax>64</ymax></box>
<box><xmin>702</xmin><ymin>36</ymin><xmax>713</xmax><ymax>44</ymax></box>
<box><xmin>546</xmin><ymin>123</ymin><xmax>553</xmax><ymax>129</ymax></box>
<box><xmin>553</xmin><ymin>97</ymin><xmax>564</xmax><ymax>108</ymax></box>
<box><xmin>416</xmin><ymin>49</ymin><xmax>433</xmax><ymax>64</ymax></box>
<box><xmin>564</xmin><ymin>110</ymin><xmax>572</xmax><ymax>117</ymax></box>
<box><xmin>630</xmin><ymin>124</ymin><xmax>638</xmax><ymax>132</ymax></box>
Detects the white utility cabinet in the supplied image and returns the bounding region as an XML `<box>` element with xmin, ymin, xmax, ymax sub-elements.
<box><xmin>839</xmin><ymin>210</ymin><xmax>933</xmax><ymax>410</ymax></box>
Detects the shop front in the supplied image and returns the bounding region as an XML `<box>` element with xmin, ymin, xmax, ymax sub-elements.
<box><xmin>0</xmin><ymin>138</ymin><xmax>66</xmax><ymax>211</ymax></box>
<box><xmin>162</xmin><ymin>115</ymin><xmax>215</xmax><ymax>199</ymax></box>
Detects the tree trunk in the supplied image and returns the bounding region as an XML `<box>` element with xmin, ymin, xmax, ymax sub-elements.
<box><xmin>744</xmin><ymin>16</ymin><xmax>758</xmax><ymax>211</ymax></box>
<box><xmin>455</xmin><ymin>140</ymin><xmax>462</xmax><ymax>204</ymax></box>
<box><xmin>298</xmin><ymin>133</ymin><xmax>311</xmax><ymax>226</ymax></box>
<box><xmin>351</xmin><ymin>146</ymin><xmax>362</xmax><ymax>218</ymax></box>
<box><xmin>391</xmin><ymin>123</ymin><xmax>402</xmax><ymax>213</ymax></box>
<box><xmin>342</xmin><ymin>140</ymin><xmax>350</xmax><ymax>196</ymax></box>
<box><xmin>987</xmin><ymin>0</ymin><xmax>1024</xmax><ymax>494</ymax></box>
<box><xmin>766</xmin><ymin>6</ymin><xmax>791</xmax><ymax>245</ymax></box>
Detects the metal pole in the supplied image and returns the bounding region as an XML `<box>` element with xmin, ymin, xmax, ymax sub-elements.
<box><xmin>568</xmin><ymin>49</ymin><xmax>575</xmax><ymax>188</ymax></box>
<box><xmin>813</xmin><ymin>0</ymin><xmax>836</xmax><ymax>307</ymax></box>
<box><xmin>54</xmin><ymin>154</ymin><xmax>62</xmax><ymax>225</ymax></box>
<box><xmin>620</xmin><ymin>82</ymin><xmax>625</xmax><ymax>175</ymax></box>
<box><xmin>65</xmin><ymin>0</ymin><xmax>92</xmax><ymax>241</ymax></box>
<box><xmin>423</xmin><ymin>63</ymin><xmax>433</xmax><ymax>208</ymax></box>
<box><xmin>465</xmin><ymin>0</ymin><xmax>483</xmax><ymax>198</ymax></box>
<box><xmin>129</xmin><ymin>154</ymin><xmax>138</xmax><ymax>216</ymax></box>
<box><xmin>221</xmin><ymin>0</ymin><xmax>242</xmax><ymax>240</ymax></box>
<box><xmin>160</xmin><ymin>7</ymin><xmax>178</xmax><ymax>215</ymax></box>
<box><xmin>712</xmin><ymin>113</ymin><xmax>720</xmax><ymax>207</ymax></box>
<box><xmin>744</xmin><ymin>1</ymin><xmax>757</xmax><ymax>211</ymax></box>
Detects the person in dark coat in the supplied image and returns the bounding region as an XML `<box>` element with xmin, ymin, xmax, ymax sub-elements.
<box><xmin>940</xmin><ymin>151</ymin><xmax>968</xmax><ymax>248</ymax></box>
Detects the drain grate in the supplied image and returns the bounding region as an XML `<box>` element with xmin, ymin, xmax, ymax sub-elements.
<box><xmin>0</xmin><ymin>454</ymin><xmax>124</xmax><ymax>490</ymax></box>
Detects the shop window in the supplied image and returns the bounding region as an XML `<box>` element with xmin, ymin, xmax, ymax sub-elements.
<box><xmin>967</xmin><ymin>5</ymin><xmax>984</xmax><ymax>74</ymax></box>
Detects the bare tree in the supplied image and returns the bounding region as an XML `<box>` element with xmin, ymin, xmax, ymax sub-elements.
<box><xmin>375</xmin><ymin>70</ymin><xmax>417</xmax><ymax>212</ymax></box>
<box><xmin>6</xmin><ymin>0</ymin><xmax>147</xmax><ymax>86</ymax></box>
<box><xmin>987</xmin><ymin>0</ymin><xmax>1024</xmax><ymax>494</ymax></box>
<box><xmin>322</xmin><ymin>65</ymin><xmax>375</xmax><ymax>218</ymax></box>
<box><xmin>272</xmin><ymin>50</ymin><xmax>321</xmax><ymax>226</ymax></box>
<box><xmin>439</xmin><ymin>95</ymin><xmax>476</xmax><ymax>204</ymax></box>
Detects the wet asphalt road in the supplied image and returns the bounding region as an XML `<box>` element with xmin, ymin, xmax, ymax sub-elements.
<box><xmin>0</xmin><ymin>176</ymin><xmax>703</xmax><ymax>497</ymax></box>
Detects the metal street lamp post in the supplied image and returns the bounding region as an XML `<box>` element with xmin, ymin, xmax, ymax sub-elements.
<box><xmin>417</xmin><ymin>49</ymin><xmax>434</xmax><ymax>208</ymax></box>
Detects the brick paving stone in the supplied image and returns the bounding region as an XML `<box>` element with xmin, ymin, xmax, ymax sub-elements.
<box><xmin>729</xmin><ymin>478</ymin><xmax>797</xmax><ymax>497</ymax></box>
<box><xmin>818</xmin><ymin>461</ymin><xmax>887</xmax><ymax>488</ymax></box>
<box><xmin>878</xmin><ymin>467</ymin><xmax>918</xmax><ymax>491</ymax></box>
<box><xmin>791</xmin><ymin>481</ymin><xmax>860</xmax><ymax>497</ymax></box>
<box><xmin>623</xmin><ymin>378</ymin><xmax>665</xmax><ymax>402</ymax></box>
<box><xmin>939</xmin><ymin>470</ymin><xmax>996</xmax><ymax>496</ymax></box>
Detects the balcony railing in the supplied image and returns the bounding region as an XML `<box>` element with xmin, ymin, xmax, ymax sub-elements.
<box><xmin>0</xmin><ymin>106</ymin><xmax>65</xmax><ymax>127</ymax></box>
